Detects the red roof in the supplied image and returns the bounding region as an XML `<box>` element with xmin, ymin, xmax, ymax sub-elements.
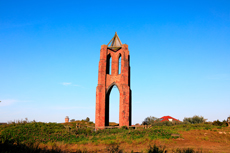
<box><xmin>160</xmin><ymin>116</ymin><xmax>180</xmax><ymax>122</ymax></box>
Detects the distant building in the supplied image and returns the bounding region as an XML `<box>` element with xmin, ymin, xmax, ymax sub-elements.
<box><xmin>160</xmin><ymin>116</ymin><xmax>180</xmax><ymax>122</ymax></box>
<box><xmin>65</xmin><ymin>116</ymin><xmax>69</xmax><ymax>123</ymax></box>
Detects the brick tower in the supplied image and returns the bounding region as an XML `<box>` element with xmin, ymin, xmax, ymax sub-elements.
<box><xmin>95</xmin><ymin>32</ymin><xmax>132</xmax><ymax>128</ymax></box>
<box><xmin>65</xmin><ymin>116</ymin><xmax>69</xmax><ymax>123</ymax></box>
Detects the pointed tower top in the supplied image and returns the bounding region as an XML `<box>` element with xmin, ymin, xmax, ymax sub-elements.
<box><xmin>107</xmin><ymin>32</ymin><xmax>122</xmax><ymax>50</ymax></box>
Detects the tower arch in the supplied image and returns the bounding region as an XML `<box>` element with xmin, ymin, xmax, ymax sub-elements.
<box><xmin>106</xmin><ymin>82</ymin><xmax>120</xmax><ymax>94</ymax></box>
<box><xmin>96</xmin><ymin>32</ymin><xmax>132</xmax><ymax>128</ymax></box>
<box><xmin>105</xmin><ymin>83</ymin><xmax>120</xmax><ymax>126</ymax></box>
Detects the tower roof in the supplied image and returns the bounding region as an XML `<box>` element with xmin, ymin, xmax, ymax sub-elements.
<box><xmin>107</xmin><ymin>32</ymin><xmax>122</xmax><ymax>50</ymax></box>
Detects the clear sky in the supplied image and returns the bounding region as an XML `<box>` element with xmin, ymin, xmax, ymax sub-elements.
<box><xmin>0</xmin><ymin>0</ymin><xmax>230</xmax><ymax>124</ymax></box>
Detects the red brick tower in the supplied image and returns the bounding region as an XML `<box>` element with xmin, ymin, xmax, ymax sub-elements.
<box><xmin>95</xmin><ymin>32</ymin><xmax>132</xmax><ymax>128</ymax></box>
<box><xmin>65</xmin><ymin>116</ymin><xmax>69</xmax><ymax>123</ymax></box>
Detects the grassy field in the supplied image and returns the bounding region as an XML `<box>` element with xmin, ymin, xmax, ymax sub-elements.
<box><xmin>0</xmin><ymin>121</ymin><xmax>230</xmax><ymax>152</ymax></box>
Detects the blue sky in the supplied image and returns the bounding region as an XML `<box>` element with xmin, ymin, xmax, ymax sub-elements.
<box><xmin>0</xmin><ymin>0</ymin><xmax>230</xmax><ymax>124</ymax></box>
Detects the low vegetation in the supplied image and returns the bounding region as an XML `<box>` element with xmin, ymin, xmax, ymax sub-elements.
<box><xmin>0</xmin><ymin>122</ymin><xmax>178</xmax><ymax>145</ymax></box>
<box><xmin>212</xmin><ymin>119</ymin><xmax>228</xmax><ymax>126</ymax></box>
<box><xmin>0</xmin><ymin>117</ymin><xmax>229</xmax><ymax>152</ymax></box>
<box><xmin>143</xmin><ymin>115</ymin><xmax>207</xmax><ymax>126</ymax></box>
<box><xmin>0</xmin><ymin>140</ymin><xmax>63</xmax><ymax>153</ymax></box>
<box><xmin>183</xmin><ymin>115</ymin><xmax>205</xmax><ymax>124</ymax></box>
<box><xmin>0</xmin><ymin>141</ymin><xmax>205</xmax><ymax>153</ymax></box>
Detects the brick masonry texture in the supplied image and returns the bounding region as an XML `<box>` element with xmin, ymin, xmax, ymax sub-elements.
<box><xmin>95</xmin><ymin>44</ymin><xmax>132</xmax><ymax>128</ymax></box>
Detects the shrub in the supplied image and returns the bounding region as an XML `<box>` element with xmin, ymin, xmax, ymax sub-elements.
<box><xmin>151</xmin><ymin>121</ymin><xmax>173</xmax><ymax>126</ymax></box>
<box><xmin>70</xmin><ymin>119</ymin><xmax>75</xmax><ymax>122</ymax></box>
<box><xmin>147</xmin><ymin>144</ymin><xmax>166</xmax><ymax>153</ymax></box>
<box><xmin>142</xmin><ymin>116</ymin><xmax>160</xmax><ymax>125</ymax></box>
<box><xmin>121</xmin><ymin>126</ymin><xmax>128</xmax><ymax>129</ymax></box>
<box><xmin>85</xmin><ymin>128</ymin><xmax>92</xmax><ymax>135</ymax></box>
<box><xmin>175</xmin><ymin>148</ymin><xmax>203</xmax><ymax>153</ymax></box>
<box><xmin>183</xmin><ymin>115</ymin><xmax>204</xmax><ymax>124</ymax></box>
<box><xmin>212</xmin><ymin>120</ymin><xmax>228</xmax><ymax>126</ymax></box>
<box><xmin>106</xmin><ymin>144</ymin><xmax>122</xmax><ymax>153</ymax></box>
<box><xmin>85</xmin><ymin>117</ymin><xmax>90</xmax><ymax>122</ymax></box>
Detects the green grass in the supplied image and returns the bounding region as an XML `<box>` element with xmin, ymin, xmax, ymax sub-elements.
<box><xmin>170</xmin><ymin>123</ymin><xmax>216</xmax><ymax>131</ymax></box>
<box><xmin>0</xmin><ymin>122</ymin><xmax>179</xmax><ymax>145</ymax></box>
<box><xmin>0</xmin><ymin>122</ymin><xmax>81</xmax><ymax>144</ymax></box>
<box><xmin>0</xmin><ymin>122</ymin><xmax>222</xmax><ymax>153</ymax></box>
<box><xmin>0</xmin><ymin>122</ymin><xmax>222</xmax><ymax>147</ymax></box>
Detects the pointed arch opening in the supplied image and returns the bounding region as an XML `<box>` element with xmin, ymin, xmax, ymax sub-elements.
<box><xmin>105</xmin><ymin>83</ymin><xmax>120</xmax><ymax>126</ymax></box>
<box><xmin>118</xmin><ymin>54</ymin><xmax>121</xmax><ymax>74</ymax></box>
<box><xmin>106</xmin><ymin>54</ymin><xmax>111</xmax><ymax>75</ymax></box>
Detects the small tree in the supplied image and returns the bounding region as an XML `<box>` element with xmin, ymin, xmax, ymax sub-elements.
<box><xmin>85</xmin><ymin>117</ymin><xmax>90</xmax><ymax>122</ymax></box>
<box><xmin>142</xmin><ymin>116</ymin><xmax>160</xmax><ymax>125</ymax></box>
<box><xmin>70</xmin><ymin>119</ymin><xmax>75</xmax><ymax>122</ymax></box>
<box><xmin>183</xmin><ymin>115</ymin><xmax>204</xmax><ymax>124</ymax></box>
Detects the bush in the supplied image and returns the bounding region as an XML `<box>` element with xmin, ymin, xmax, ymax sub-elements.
<box><xmin>106</xmin><ymin>144</ymin><xmax>122</xmax><ymax>153</ymax></box>
<box><xmin>121</xmin><ymin>126</ymin><xmax>128</xmax><ymax>129</ymax></box>
<box><xmin>174</xmin><ymin>148</ymin><xmax>204</xmax><ymax>153</ymax></box>
<box><xmin>151</xmin><ymin>121</ymin><xmax>182</xmax><ymax>126</ymax></box>
<box><xmin>212</xmin><ymin>120</ymin><xmax>228</xmax><ymax>126</ymax></box>
<box><xmin>142</xmin><ymin>116</ymin><xmax>160</xmax><ymax>125</ymax></box>
<box><xmin>147</xmin><ymin>144</ymin><xmax>166</xmax><ymax>153</ymax></box>
<box><xmin>85</xmin><ymin>117</ymin><xmax>90</xmax><ymax>122</ymax></box>
<box><xmin>183</xmin><ymin>115</ymin><xmax>205</xmax><ymax>124</ymax></box>
<box><xmin>70</xmin><ymin>119</ymin><xmax>75</xmax><ymax>122</ymax></box>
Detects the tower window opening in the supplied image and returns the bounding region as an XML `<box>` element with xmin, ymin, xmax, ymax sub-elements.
<box><xmin>106</xmin><ymin>54</ymin><xmax>112</xmax><ymax>75</ymax></box>
<box><xmin>118</xmin><ymin>54</ymin><xmax>121</xmax><ymax>74</ymax></box>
